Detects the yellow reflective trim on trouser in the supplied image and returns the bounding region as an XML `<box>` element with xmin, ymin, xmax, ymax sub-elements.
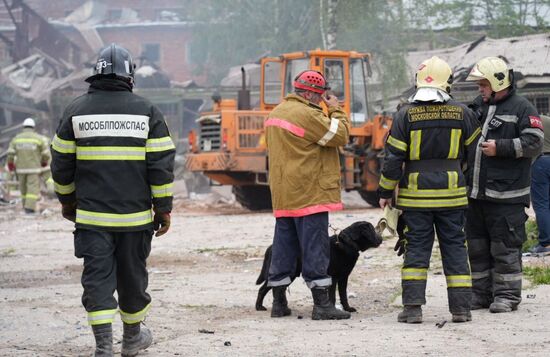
<box><xmin>448</xmin><ymin>171</ymin><xmax>458</xmax><ymax>189</ymax></box>
<box><xmin>446</xmin><ymin>275</ymin><xmax>472</xmax><ymax>288</ymax></box>
<box><xmin>88</xmin><ymin>309</ymin><xmax>118</xmax><ymax>326</ymax></box>
<box><xmin>52</xmin><ymin>134</ymin><xmax>76</xmax><ymax>154</ymax></box>
<box><xmin>22</xmin><ymin>194</ymin><xmax>39</xmax><ymax>199</ymax></box>
<box><xmin>402</xmin><ymin>267</ymin><xmax>428</xmax><ymax>280</ymax></box>
<box><xmin>396</xmin><ymin>196</ymin><xmax>468</xmax><ymax>208</ymax></box>
<box><xmin>379</xmin><ymin>174</ymin><xmax>399</xmax><ymax>190</ymax></box>
<box><xmin>76</xmin><ymin>209</ymin><xmax>153</xmax><ymax>227</ymax></box>
<box><xmin>399</xmin><ymin>187</ymin><xmax>466</xmax><ymax>198</ymax></box>
<box><xmin>409</xmin><ymin>130</ymin><xmax>421</xmax><ymax>160</ymax></box>
<box><xmin>120</xmin><ymin>303</ymin><xmax>151</xmax><ymax>324</ymax></box>
<box><xmin>151</xmin><ymin>183</ymin><xmax>174</xmax><ymax>198</ymax></box>
<box><xmin>465</xmin><ymin>127</ymin><xmax>481</xmax><ymax>146</ymax></box>
<box><xmin>146</xmin><ymin>136</ymin><xmax>175</xmax><ymax>152</ymax></box>
<box><xmin>408</xmin><ymin>172</ymin><xmax>418</xmax><ymax>190</ymax></box>
<box><xmin>54</xmin><ymin>181</ymin><xmax>75</xmax><ymax>195</ymax></box>
<box><xmin>387</xmin><ymin>135</ymin><xmax>407</xmax><ymax>151</ymax></box>
<box><xmin>448</xmin><ymin>129</ymin><xmax>461</xmax><ymax>159</ymax></box>
<box><xmin>76</xmin><ymin>146</ymin><xmax>145</xmax><ymax>160</ymax></box>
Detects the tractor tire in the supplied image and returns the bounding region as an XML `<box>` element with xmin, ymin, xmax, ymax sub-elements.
<box><xmin>232</xmin><ymin>185</ymin><xmax>272</xmax><ymax>211</ymax></box>
<box><xmin>358</xmin><ymin>189</ymin><xmax>379</xmax><ymax>207</ymax></box>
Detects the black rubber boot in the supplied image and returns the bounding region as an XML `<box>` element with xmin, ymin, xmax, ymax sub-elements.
<box><xmin>471</xmin><ymin>294</ymin><xmax>491</xmax><ymax>310</ymax></box>
<box><xmin>92</xmin><ymin>323</ymin><xmax>113</xmax><ymax>357</ymax></box>
<box><xmin>452</xmin><ymin>311</ymin><xmax>472</xmax><ymax>322</ymax></box>
<box><xmin>271</xmin><ymin>286</ymin><xmax>291</xmax><ymax>317</ymax></box>
<box><xmin>121</xmin><ymin>322</ymin><xmax>153</xmax><ymax>357</ymax></box>
<box><xmin>489</xmin><ymin>301</ymin><xmax>518</xmax><ymax>313</ymax></box>
<box><xmin>397</xmin><ymin>305</ymin><xmax>423</xmax><ymax>323</ymax></box>
<box><xmin>311</xmin><ymin>287</ymin><xmax>351</xmax><ymax>320</ymax></box>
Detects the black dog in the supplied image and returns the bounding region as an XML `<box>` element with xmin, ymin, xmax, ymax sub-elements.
<box><xmin>255</xmin><ymin>221</ymin><xmax>382</xmax><ymax>312</ymax></box>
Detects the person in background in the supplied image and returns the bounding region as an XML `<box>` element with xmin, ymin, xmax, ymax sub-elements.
<box><xmin>379</xmin><ymin>56</ymin><xmax>480</xmax><ymax>324</ymax></box>
<box><xmin>530</xmin><ymin>114</ymin><xmax>550</xmax><ymax>256</ymax></box>
<box><xmin>265</xmin><ymin>70</ymin><xmax>351</xmax><ymax>320</ymax></box>
<box><xmin>6</xmin><ymin>117</ymin><xmax>50</xmax><ymax>214</ymax></box>
<box><xmin>51</xmin><ymin>43</ymin><xmax>175</xmax><ymax>356</ymax></box>
<box><xmin>465</xmin><ymin>57</ymin><xmax>543</xmax><ymax>313</ymax></box>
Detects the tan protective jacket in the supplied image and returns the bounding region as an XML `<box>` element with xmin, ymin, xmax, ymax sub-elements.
<box><xmin>266</xmin><ymin>94</ymin><xmax>350</xmax><ymax>217</ymax></box>
<box><xmin>7</xmin><ymin>128</ymin><xmax>50</xmax><ymax>174</ymax></box>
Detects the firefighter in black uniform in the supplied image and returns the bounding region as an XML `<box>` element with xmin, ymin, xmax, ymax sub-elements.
<box><xmin>465</xmin><ymin>57</ymin><xmax>543</xmax><ymax>313</ymax></box>
<box><xmin>51</xmin><ymin>44</ymin><xmax>175</xmax><ymax>356</ymax></box>
<box><xmin>379</xmin><ymin>56</ymin><xmax>480</xmax><ymax>324</ymax></box>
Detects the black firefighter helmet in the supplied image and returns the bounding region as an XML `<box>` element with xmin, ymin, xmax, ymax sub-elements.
<box><xmin>86</xmin><ymin>43</ymin><xmax>136</xmax><ymax>83</ymax></box>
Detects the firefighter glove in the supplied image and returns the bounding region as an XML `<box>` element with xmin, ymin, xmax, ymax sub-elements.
<box><xmin>394</xmin><ymin>236</ymin><xmax>406</xmax><ymax>256</ymax></box>
<box><xmin>7</xmin><ymin>162</ymin><xmax>15</xmax><ymax>172</ymax></box>
<box><xmin>41</xmin><ymin>161</ymin><xmax>48</xmax><ymax>167</ymax></box>
<box><xmin>394</xmin><ymin>215</ymin><xmax>407</xmax><ymax>257</ymax></box>
<box><xmin>61</xmin><ymin>202</ymin><xmax>77</xmax><ymax>222</ymax></box>
<box><xmin>153</xmin><ymin>210</ymin><xmax>171</xmax><ymax>237</ymax></box>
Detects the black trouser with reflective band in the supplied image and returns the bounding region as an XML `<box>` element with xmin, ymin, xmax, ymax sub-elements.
<box><xmin>74</xmin><ymin>229</ymin><xmax>153</xmax><ymax>325</ymax></box>
<box><xmin>466</xmin><ymin>199</ymin><xmax>526</xmax><ymax>307</ymax></box>
<box><xmin>268</xmin><ymin>212</ymin><xmax>332</xmax><ymax>289</ymax></box>
<box><xmin>401</xmin><ymin>209</ymin><xmax>471</xmax><ymax>313</ymax></box>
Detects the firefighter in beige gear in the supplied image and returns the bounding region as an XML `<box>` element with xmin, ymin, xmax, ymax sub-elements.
<box><xmin>7</xmin><ymin>118</ymin><xmax>50</xmax><ymax>213</ymax></box>
<box><xmin>266</xmin><ymin>70</ymin><xmax>351</xmax><ymax>320</ymax></box>
<box><xmin>465</xmin><ymin>57</ymin><xmax>543</xmax><ymax>313</ymax></box>
<box><xmin>379</xmin><ymin>56</ymin><xmax>481</xmax><ymax>323</ymax></box>
<box><xmin>51</xmin><ymin>44</ymin><xmax>174</xmax><ymax>357</ymax></box>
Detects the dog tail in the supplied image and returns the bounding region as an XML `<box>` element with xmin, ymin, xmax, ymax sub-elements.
<box><xmin>256</xmin><ymin>245</ymin><xmax>272</xmax><ymax>285</ymax></box>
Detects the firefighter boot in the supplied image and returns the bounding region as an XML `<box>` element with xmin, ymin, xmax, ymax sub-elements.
<box><xmin>311</xmin><ymin>287</ymin><xmax>351</xmax><ymax>320</ymax></box>
<box><xmin>92</xmin><ymin>323</ymin><xmax>113</xmax><ymax>357</ymax></box>
<box><xmin>271</xmin><ymin>286</ymin><xmax>291</xmax><ymax>317</ymax></box>
<box><xmin>397</xmin><ymin>305</ymin><xmax>423</xmax><ymax>323</ymax></box>
<box><xmin>121</xmin><ymin>322</ymin><xmax>153</xmax><ymax>357</ymax></box>
<box><xmin>489</xmin><ymin>301</ymin><xmax>518</xmax><ymax>313</ymax></box>
<box><xmin>452</xmin><ymin>311</ymin><xmax>472</xmax><ymax>323</ymax></box>
<box><xmin>471</xmin><ymin>294</ymin><xmax>491</xmax><ymax>310</ymax></box>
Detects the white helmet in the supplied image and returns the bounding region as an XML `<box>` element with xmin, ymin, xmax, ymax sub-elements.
<box><xmin>23</xmin><ymin>118</ymin><xmax>36</xmax><ymax>128</ymax></box>
<box><xmin>415</xmin><ymin>56</ymin><xmax>453</xmax><ymax>93</ymax></box>
<box><xmin>466</xmin><ymin>57</ymin><xmax>511</xmax><ymax>92</ymax></box>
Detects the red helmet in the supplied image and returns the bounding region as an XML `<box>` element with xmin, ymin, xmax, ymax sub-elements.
<box><xmin>293</xmin><ymin>70</ymin><xmax>329</xmax><ymax>94</ymax></box>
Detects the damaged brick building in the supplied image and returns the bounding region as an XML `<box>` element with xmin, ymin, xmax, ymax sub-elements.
<box><xmin>0</xmin><ymin>0</ymin><xmax>205</xmax><ymax>152</ymax></box>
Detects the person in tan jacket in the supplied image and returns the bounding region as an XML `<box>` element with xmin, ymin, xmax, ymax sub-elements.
<box><xmin>6</xmin><ymin>118</ymin><xmax>50</xmax><ymax>213</ymax></box>
<box><xmin>265</xmin><ymin>70</ymin><xmax>350</xmax><ymax>320</ymax></box>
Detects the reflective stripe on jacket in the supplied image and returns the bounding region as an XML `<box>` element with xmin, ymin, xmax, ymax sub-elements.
<box><xmin>379</xmin><ymin>98</ymin><xmax>480</xmax><ymax>210</ymax></box>
<box><xmin>266</xmin><ymin>94</ymin><xmax>350</xmax><ymax>217</ymax></box>
<box><xmin>468</xmin><ymin>92</ymin><xmax>543</xmax><ymax>205</ymax></box>
<box><xmin>51</xmin><ymin>78</ymin><xmax>175</xmax><ymax>231</ymax></box>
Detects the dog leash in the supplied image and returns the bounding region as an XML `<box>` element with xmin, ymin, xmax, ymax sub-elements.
<box><xmin>329</xmin><ymin>223</ymin><xmax>342</xmax><ymax>246</ymax></box>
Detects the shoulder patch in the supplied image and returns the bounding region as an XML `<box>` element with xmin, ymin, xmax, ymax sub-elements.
<box><xmin>529</xmin><ymin>116</ymin><xmax>543</xmax><ymax>129</ymax></box>
<box><xmin>407</xmin><ymin>105</ymin><xmax>463</xmax><ymax>122</ymax></box>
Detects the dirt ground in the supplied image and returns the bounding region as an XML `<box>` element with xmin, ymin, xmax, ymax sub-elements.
<box><xmin>1</xmin><ymin>190</ymin><xmax>550</xmax><ymax>357</ymax></box>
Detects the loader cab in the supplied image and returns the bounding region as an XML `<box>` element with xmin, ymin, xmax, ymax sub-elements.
<box><xmin>260</xmin><ymin>50</ymin><xmax>371</xmax><ymax>127</ymax></box>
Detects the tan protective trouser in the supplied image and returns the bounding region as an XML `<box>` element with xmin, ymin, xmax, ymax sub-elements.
<box><xmin>19</xmin><ymin>174</ymin><xmax>40</xmax><ymax>211</ymax></box>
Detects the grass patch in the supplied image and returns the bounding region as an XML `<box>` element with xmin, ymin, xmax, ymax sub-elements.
<box><xmin>522</xmin><ymin>219</ymin><xmax>539</xmax><ymax>253</ymax></box>
<box><xmin>524</xmin><ymin>266</ymin><xmax>550</xmax><ymax>285</ymax></box>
